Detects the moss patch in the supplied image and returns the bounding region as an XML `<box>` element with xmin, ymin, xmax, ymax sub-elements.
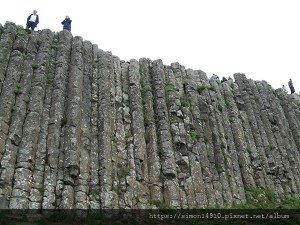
<box><xmin>31</xmin><ymin>62</ymin><xmax>39</xmax><ymax>70</ymax></box>
<box><xmin>14</xmin><ymin>84</ymin><xmax>22</xmax><ymax>95</ymax></box>
<box><xmin>50</xmin><ymin>41</ymin><xmax>58</xmax><ymax>50</ymax></box>
<box><xmin>118</xmin><ymin>166</ymin><xmax>130</xmax><ymax>178</ymax></box>
<box><xmin>197</xmin><ymin>84</ymin><xmax>215</xmax><ymax>94</ymax></box>
<box><xmin>165</xmin><ymin>82</ymin><xmax>176</xmax><ymax>93</ymax></box>
<box><xmin>190</xmin><ymin>129</ymin><xmax>199</xmax><ymax>143</ymax></box>
<box><xmin>16</xmin><ymin>25</ymin><xmax>28</xmax><ymax>36</ymax></box>
<box><xmin>159</xmin><ymin>173</ymin><xmax>167</xmax><ymax>183</ymax></box>
<box><xmin>232</xmin><ymin>187</ymin><xmax>300</xmax><ymax>209</ymax></box>
<box><xmin>180</xmin><ymin>95</ymin><xmax>192</xmax><ymax>110</ymax></box>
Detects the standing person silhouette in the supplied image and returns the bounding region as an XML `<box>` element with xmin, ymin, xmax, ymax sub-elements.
<box><xmin>61</xmin><ymin>16</ymin><xmax>72</xmax><ymax>31</ymax></box>
<box><xmin>26</xmin><ymin>10</ymin><xmax>39</xmax><ymax>31</ymax></box>
<box><xmin>288</xmin><ymin>78</ymin><xmax>295</xmax><ymax>94</ymax></box>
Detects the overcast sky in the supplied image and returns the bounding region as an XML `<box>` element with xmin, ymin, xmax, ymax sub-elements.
<box><xmin>1</xmin><ymin>0</ymin><xmax>299</xmax><ymax>91</ymax></box>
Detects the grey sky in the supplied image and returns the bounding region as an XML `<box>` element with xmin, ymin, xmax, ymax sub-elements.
<box><xmin>1</xmin><ymin>0</ymin><xmax>299</xmax><ymax>91</ymax></box>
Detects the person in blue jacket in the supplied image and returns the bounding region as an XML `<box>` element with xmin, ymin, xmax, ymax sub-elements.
<box><xmin>26</xmin><ymin>10</ymin><xmax>39</xmax><ymax>31</ymax></box>
<box><xmin>61</xmin><ymin>16</ymin><xmax>72</xmax><ymax>31</ymax></box>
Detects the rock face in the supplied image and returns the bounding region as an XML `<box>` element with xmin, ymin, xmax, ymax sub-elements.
<box><xmin>0</xmin><ymin>22</ymin><xmax>300</xmax><ymax>209</ymax></box>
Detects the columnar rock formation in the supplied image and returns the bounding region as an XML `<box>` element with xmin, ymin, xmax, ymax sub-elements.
<box><xmin>0</xmin><ymin>22</ymin><xmax>300</xmax><ymax>209</ymax></box>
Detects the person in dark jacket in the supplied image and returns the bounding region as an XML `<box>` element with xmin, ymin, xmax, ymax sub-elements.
<box><xmin>26</xmin><ymin>10</ymin><xmax>39</xmax><ymax>31</ymax></box>
<box><xmin>61</xmin><ymin>16</ymin><xmax>72</xmax><ymax>31</ymax></box>
<box><xmin>288</xmin><ymin>78</ymin><xmax>295</xmax><ymax>94</ymax></box>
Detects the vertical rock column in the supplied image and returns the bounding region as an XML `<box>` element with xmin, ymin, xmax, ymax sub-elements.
<box><xmin>0</xmin><ymin>32</ymin><xmax>28</xmax><ymax>163</ymax></box>
<box><xmin>0</xmin><ymin>22</ymin><xmax>17</xmax><ymax>94</ymax></box>
<box><xmin>278</xmin><ymin>92</ymin><xmax>300</xmax><ymax>151</ymax></box>
<box><xmin>198</xmin><ymin>77</ymin><xmax>226</xmax><ymax>207</ymax></box>
<box><xmin>248</xmin><ymin>80</ymin><xmax>287</xmax><ymax>195</ymax></box>
<box><xmin>150</xmin><ymin>60</ymin><xmax>177</xmax><ymax>178</ymax></box>
<box><xmin>181</xmin><ymin>69</ymin><xmax>209</xmax><ymax>208</ymax></box>
<box><xmin>128</xmin><ymin>59</ymin><xmax>148</xmax><ymax>182</ymax></box>
<box><xmin>98</xmin><ymin>51</ymin><xmax>114</xmax><ymax>208</ymax></box>
<box><xmin>234</xmin><ymin>74</ymin><xmax>271</xmax><ymax>189</ymax></box>
<box><xmin>10</xmin><ymin>30</ymin><xmax>55</xmax><ymax>209</ymax></box>
<box><xmin>220</xmin><ymin>81</ymin><xmax>249</xmax><ymax>203</ymax></box>
<box><xmin>112</xmin><ymin>56</ymin><xmax>127</xmax><ymax>208</ymax></box>
<box><xmin>127</xmin><ymin>59</ymin><xmax>150</xmax><ymax>208</ymax></box>
<box><xmin>256</xmin><ymin>82</ymin><xmax>298</xmax><ymax>198</ymax></box>
<box><xmin>59</xmin><ymin>36</ymin><xmax>84</xmax><ymax>209</ymax></box>
<box><xmin>88</xmin><ymin>44</ymin><xmax>101</xmax><ymax>208</ymax></box>
<box><xmin>119</xmin><ymin>60</ymin><xmax>145</xmax><ymax>209</ymax></box>
<box><xmin>194</xmin><ymin>75</ymin><xmax>223</xmax><ymax>207</ymax></box>
<box><xmin>274</xmin><ymin>89</ymin><xmax>300</xmax><ymax>196</ymax></box>
<box><xmin>43</xmin><ymin>31</ymin><xmax>72</xmax><ymax>209</ymax></box>
<box><xmin>208</xmin><ymin>77</ymin><xmax>236</xmax><ymax>206</ymax></box>
<box><xmin>120</xmin><ymin>61</ymin><xmax>135</xmax><ymax>208</ymax></box>
<box><xmin>166</xmin><ymin>64</ymin><xmax>187</xmax><ymax>180</ymax></box>
<box><xmin>0</xmin><ymin>21</ymin><xmax>16</xmax><ymax>207</ymax></box>
<box><xmin>0</xmin><ymin>30</ymin><xmax>33</xmax><ymax>208</ymax></box>
<box><xmin>139</xmin><ymin>58</ymin><xmax>162</xmax><ymax>202</ymax></box>
<box><xmin>211</xmin><ymin>79</ymin><xmax>246</xmax><ymax>204</ymax></box>
<box><xmin>228</xmin><ymin>82</ymin><xmax>257</xmax><ymax>188</ymax></box>
<box><xmin>164</xmin><ymin>63</ymin><xmax>189</xmax><ymax>208</ymax></box>
<box><xmin>150</xmin><ymin>60</ymin><xmax>182</xmax><ymax>208</ymax></box>
<box><xmin>74</xmin><ymin>40</ymin><xmax>93</xmax><ymax>209</ymax></box>
<box><xmin>29</xmin><ymin>32</ymin><xmax>58</xmax><ymax>209</ymax></box>
<box><xmin>108</xmin><ymin>55</ymin><xmax>118</xmax><ymax>208</ymax></box>
<box><xmin>247</xmin><ymin>79</ymin><xmax>277</xmax><ymax>190</ymax></box>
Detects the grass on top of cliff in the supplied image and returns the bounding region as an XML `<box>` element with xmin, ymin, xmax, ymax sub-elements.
<box><xmin>232</xmin><ymin>187</ymin><xmax>300</xmax><ymax>209</ymax></box>
<box><xmin>16</xmin><ymin>25</ymin><xmax>29</xmax><ymax>36</ymax></box>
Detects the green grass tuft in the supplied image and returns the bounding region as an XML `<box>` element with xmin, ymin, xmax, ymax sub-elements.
<box><xmin>159</xmin><ymin>173</ymin><xmax>167</xmax><ymax>183</ymax></box>
<box><xmin>165</xmin><ymin>82</ymin><xmax>176</xmax><ymax>92</ymax></box>
<box><xmin>118</xmin><ymin>166</ymin><xmax>130</xmax><ymax>178</ymax></box>
<box><xmin>14</xmin><ymin>84</ymin><xmax>22</xmax><ymax>95</ymax></box>
<box><xmin>197</xmin><ymin>85</ymin><xmax>215</xmax><ymax>94</ymax></box>
<box><xmin>230</xmin><ymin>187</ymin><xmax>300</xmax><ymax>209</ymax></box>
<box><xmin>46</xmin><ymin>78</ymin><xmax>55</xmax><ymax>87</ymax></box>
<box><xmin>90</xmin><ymin>188</ymin><xmax>100</xmax><ymax>198</ymax></box>
<box><xmin>18</xmin><ymin>71</ymin><xmax>24</xmax><ymax>79</ymax></box>
<box><xmin>16</xmin><ymin>25</ymin><xmax>28</xmax><ymax>36</ymax></box>
<box><xmin>50</xmin><ymin>41</ymin><xmax>58</xmax><ymax>50</ymax></box>
<box><xmin>31</xmin><ymin>62</ymin><xmax>39</xmax><ymax>70</ymax></box>
<box><xmin>180</xmin><ymin>95</ymin><xmax>192</xmax><ymax>109</ymax></box>
<box><xmin>190</xmin><ymin>129</ymin><xmax>199</xmax><ymax>143</ymax></box>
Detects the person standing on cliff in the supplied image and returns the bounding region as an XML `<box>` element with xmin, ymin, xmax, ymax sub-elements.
<box><xmin>282</xmin><ymin>85</ymin><xmax>288</xmax><ymax>93</ymax></box>
<box><xmin>288</xmin><ymin>78</ymin><xmax>295</xmax><ymax>94</ymax></box>
<box><xmin>26</xmin><ymin>10</ymin><xmax>39</xmax><ymax>31</ymax></box>
<box><xmin>61</xmin><ymin>16</ymin><xmax>72</xmax><ymax>31</ymax></box>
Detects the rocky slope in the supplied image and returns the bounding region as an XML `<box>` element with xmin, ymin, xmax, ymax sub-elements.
<box><xmin>0</xmin><ymin>22</ymin><xmax>300</xmax><ymax>209</ymax></box>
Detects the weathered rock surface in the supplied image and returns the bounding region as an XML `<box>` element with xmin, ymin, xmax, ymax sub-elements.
<box><xmin>0</xmin><ymin>22</ymin><xmax>300</xmax><ymax>209</ymax></box>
